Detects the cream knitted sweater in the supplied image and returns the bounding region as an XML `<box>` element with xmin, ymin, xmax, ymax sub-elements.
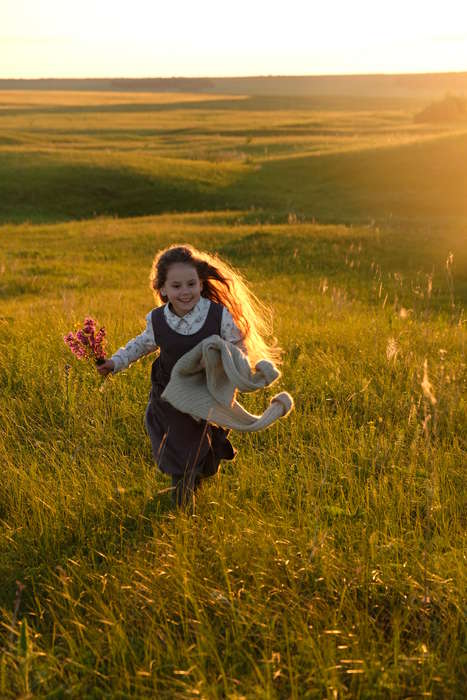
<box><xmin>161</xmin><ymin>335</ymin><xmax>294</xmax><ymax>432</ymax></box>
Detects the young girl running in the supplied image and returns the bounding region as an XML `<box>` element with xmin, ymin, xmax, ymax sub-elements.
<box><xmin>97</xmin><ymin>244</ymin><xmax>280</xmax><ymax>507</ymax></box>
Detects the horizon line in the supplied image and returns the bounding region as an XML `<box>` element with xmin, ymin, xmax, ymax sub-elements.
<box><xmin>2</xmin><ymin>69</ymin><xmax>467</xmax><ymax>81</ymax></box>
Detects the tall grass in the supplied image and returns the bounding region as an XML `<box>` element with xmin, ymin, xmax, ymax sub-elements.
<box><xmin>0</xmin><ymin>216</ymin><xmax>465</xmax><ymax>697</ymax></box>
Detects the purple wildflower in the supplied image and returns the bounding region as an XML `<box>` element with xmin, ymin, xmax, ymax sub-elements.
<box><xmin>76</xmin><ymin>330</ymin><xmax>89</xmax><ymax>345</ymax></box>
<box><xmin>83</xmin><ymin>317</ymin><xmax>96</xmax><ymax>332</ymax></box>
<box><xmin>63</xmin><ymin>317</ymin><xmax>107</xmax><ymax>365</ymax></box>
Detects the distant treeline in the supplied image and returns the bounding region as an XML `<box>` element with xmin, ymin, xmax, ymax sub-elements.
<box><xmin>0</xmin><ymin>77</ymin><xmax>215</xmax><ymax>92</ymax></box>
<box><xmin>1</xmin><ymin>73</ymin><xmax>467</xmax><ymax>97</ymax></box>
<box><xmin>111</xmin><ymin>78</ymin><xmax>215</xmax><ymax>90</ymax></box>
<box><xmin>414</xmin><ymin>95</ymin><xmax>467</xmax><ymax>123</ymax></box>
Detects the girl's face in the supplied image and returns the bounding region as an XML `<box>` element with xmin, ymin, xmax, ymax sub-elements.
<box><xmin>161</xmin><ymin>262</ymin><xmax>203</xmax><ymax>317</ymax></box>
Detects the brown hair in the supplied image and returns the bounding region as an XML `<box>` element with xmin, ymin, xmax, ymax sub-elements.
<box><xmin>149</xmin><ymin>244</ymin><xmax>280</xmax><ymax>365</ymax></box>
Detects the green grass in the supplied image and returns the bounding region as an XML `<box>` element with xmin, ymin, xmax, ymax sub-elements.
<box><xmin>0</xmin><ymin>91</ymin><xmax>466</xmax><ymax>698</ymax></box>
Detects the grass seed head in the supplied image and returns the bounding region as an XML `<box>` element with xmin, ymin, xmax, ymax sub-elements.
<box><xmin>421</xmin><ymin>358</ymin><xmax>437</xmax><ymax>405</ymax></box>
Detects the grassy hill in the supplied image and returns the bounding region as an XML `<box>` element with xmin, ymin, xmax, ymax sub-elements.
<box><xmin>2</xmin><ymin>90</ymin><xmax>467</xmax><ymax>225</ymax></box>
<box><xmin>0</xmin><ymin>91</ymin><xmax>465</xmax><ymax>697</ymax></box>
<box><xmin>1</xmin><ymin>90</ymin><xmax>466</xmax><ymax>295</ymax></box>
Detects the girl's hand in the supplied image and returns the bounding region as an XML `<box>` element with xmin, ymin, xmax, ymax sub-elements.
<box><xmin>97</xmin><ymin>359</ymin><xmax>115</xmax><ymax>376</ymax></box>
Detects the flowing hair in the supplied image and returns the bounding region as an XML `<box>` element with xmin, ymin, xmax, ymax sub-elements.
<box><xmin>149</xmin><ymin>244</ymin><xmax>281</xmax><ymax>365</ymax></box>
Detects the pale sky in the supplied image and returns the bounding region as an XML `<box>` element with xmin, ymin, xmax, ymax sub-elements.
<box><xmin>1</xmin><ymin>0</ymin><xmax>467</xmax><ymax>79</ymax></box>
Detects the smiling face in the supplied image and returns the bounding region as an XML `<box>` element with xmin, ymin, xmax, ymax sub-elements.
<box><xmin>160</xmin><ymin>262</ymin><xmax>203</xmax><ymax>317</ymax></box>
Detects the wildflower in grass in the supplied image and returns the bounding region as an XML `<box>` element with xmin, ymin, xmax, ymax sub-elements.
<box><xmin>63</xmin><ymin>317</ymin><xmax>107</xmax><ymax>365</ymax></box>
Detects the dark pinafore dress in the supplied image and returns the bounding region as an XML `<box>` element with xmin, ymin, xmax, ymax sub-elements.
<box><xmin>144</xmin><ymin>301</ymin><xmax>236</xmax><ymax>481</ymax></box>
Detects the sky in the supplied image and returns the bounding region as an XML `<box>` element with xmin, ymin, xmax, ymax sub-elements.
<box><xmin>1</xmin><ymin>0</ymin><xmax>467</xmax><ymax>79</ymax></box>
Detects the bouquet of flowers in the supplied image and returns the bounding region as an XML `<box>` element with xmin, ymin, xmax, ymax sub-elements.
<box><xmin>63</xmin><ymin>317</ymin><xmax>107</xmax><ymax>365</ymax></box>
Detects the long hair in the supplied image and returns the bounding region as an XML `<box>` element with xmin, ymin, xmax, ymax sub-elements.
<box><xmin>149</xmin><ymin>244</ymin><xmax>281</xmax><ymax>365</ymax></box>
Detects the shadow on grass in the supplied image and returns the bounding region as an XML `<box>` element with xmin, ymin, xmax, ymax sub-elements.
<box><xmin>0</xmin><ymin>153</ymin><xmax>240</xmax><ymax>224</ymax></box>
<box><xmin>3</xmin><ymin>97</ymin><xmax>254</xmax><ymax>118</ymax></box>
<box><xmin>2</xmin><ymin>94</ymin><xmax>395</xmax><ymax>117</ymax></box>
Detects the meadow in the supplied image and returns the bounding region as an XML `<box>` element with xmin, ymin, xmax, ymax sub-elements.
<box><xmin>0</xmin><ymin>90</ymin><xmax>466</xmax><ymax>698</ymax></box>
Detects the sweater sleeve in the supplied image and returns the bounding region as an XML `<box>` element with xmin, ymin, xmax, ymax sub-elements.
<box><xmin>111</xmin><ymin>311</ymin><xmax>158</xmax><ymax>373</ymax></box>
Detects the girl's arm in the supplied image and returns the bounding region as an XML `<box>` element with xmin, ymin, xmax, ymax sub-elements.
<box><xmin>107</xmin><ymin>312</ymin><xmax>158</xmax><ymax>374</ymax></box>
<box><xmin>221</xmin><ymin>307</ymin><xmax>248</xmax><ymax>356</ymax></box>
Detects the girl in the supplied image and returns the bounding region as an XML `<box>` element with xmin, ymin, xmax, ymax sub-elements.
<box><xmin>97</xmin><ymin>244</ymin><xmax>279</xmax><ymax>507</ymax></box>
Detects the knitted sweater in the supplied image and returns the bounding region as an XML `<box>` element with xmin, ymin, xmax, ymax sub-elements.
<box><xmin>161</xmin><ymin>335</ymin><xmax>294</xmax><ymax>432</ymax></box>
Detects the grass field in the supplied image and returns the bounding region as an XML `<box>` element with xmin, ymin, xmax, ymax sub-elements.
<box><xmin>0</xmin><ymin>91</ymin><xmax>466</xmax><ymax>698</ymax></box>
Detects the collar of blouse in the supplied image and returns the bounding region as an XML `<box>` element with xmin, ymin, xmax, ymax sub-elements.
<box><xmin>165</xmin><ymin>296</ymin><xmax>210</xmax><ymax>328</ymax></box>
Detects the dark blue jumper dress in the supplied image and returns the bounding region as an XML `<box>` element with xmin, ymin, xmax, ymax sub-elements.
<box><xmin>144</xmin><ymin>301</ymin><xmax>236</xmax><ymax>502</ymax></box>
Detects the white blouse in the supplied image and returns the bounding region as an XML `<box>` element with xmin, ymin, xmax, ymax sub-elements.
<box><xmin>111</xmin><ymin>297</ymin><xmax>245</xmax><ymax>373</ymax></box>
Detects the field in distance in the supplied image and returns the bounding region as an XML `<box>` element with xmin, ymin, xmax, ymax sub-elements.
<box><xmin>1</xmin><ymin>89</ymin><xmax>467</xmax><ymax>230</ymax></box>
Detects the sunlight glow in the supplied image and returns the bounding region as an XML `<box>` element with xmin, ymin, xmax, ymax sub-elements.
<box><xmin>2</xmin><ymin>0</ymin><xmax>467</xmax><ymax>78</ymax></box>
